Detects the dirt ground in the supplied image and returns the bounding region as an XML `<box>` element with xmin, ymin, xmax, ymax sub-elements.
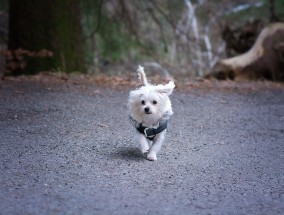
<box><xmin>0</xmin><ymin>75</ymin><xmax>284</xmax><ymax>215</ymax></box>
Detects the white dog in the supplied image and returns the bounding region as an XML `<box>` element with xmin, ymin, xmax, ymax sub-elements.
<box><xmin>128</xmin><ymin>65</ymin><xmax>175</xmax><ymax>161</ymax></box>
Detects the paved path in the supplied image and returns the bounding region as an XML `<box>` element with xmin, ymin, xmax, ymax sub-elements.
<box><xmin>0</xmin><ymin>79</ymin><xmax>284</xmax><ymax>215</ymax></box>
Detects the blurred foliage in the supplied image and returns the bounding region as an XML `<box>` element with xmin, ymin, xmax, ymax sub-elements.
<box><xmin>8</xmin><ymin>0</ymin><xmax>84</xmax><ymax>75</ymax></box>
<box><xmin>81</xmin><ymin>1</ymin><xmax>140</xmax><ymax>64</ymax></box>
<box><xmin>274</xmin><ymin>0</ymin><xmax>284</xmax><ymax>18</ymax></box>
<box><xmin>80</xmin><ymin>0</ymin><xmax>284</xmax><ymax>76</ymax></box>
<box><xmin>81</xmin><ymin>0</ymin><xmax>186</xmax><ymax>73</ymax></box>
<box><xmin>1</xmin><ymin>0</ymin><xmax>284</xmax><ymax>76</ymax></box>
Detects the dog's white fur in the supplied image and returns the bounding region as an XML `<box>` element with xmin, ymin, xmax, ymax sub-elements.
<box><xmin>128</xmin><ymin>65</ymin><xmax>175</xmax><ymax>161</ymax></box>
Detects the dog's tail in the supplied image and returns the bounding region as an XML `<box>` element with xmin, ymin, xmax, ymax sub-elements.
<box><xmin>137</xmin><ymin>65</ymin><xmax>148</xmax><ymax>86</ymax></box>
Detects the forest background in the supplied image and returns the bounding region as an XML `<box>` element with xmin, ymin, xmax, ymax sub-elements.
<box><xmin>0</xmin><ymin>0</ymin><xmax>283</xmax><ymax>79</ymax></box>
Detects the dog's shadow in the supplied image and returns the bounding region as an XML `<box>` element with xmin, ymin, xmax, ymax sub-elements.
<box><xmin>112</xmin><ymin>147</ymin><xmax>146</xmax><ymax>161</ymax></box>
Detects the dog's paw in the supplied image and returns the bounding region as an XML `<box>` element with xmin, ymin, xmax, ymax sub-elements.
<box><xmin>141</xmin><ymin>149</ymin><xmax>149</xmax><ymax>154</ymax></box>
<box><xmin>147</xmin><ymin>153</ymin><xmax>157</xmax><ymax>161</ymax></box>
<box><xmin>141</xmin><ymin>145</ymin><xmax>149</xmax><ymax>154</ymax></box>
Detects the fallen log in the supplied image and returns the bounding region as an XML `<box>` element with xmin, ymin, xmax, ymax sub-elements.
<box><xmin>206</xmin><ymin>23</ymin><xmax>284</xmax><ymax>81</ymax></box>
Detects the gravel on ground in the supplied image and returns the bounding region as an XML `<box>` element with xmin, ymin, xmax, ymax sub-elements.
<box><xmin>0</xmin><ymin>77</ymin><xmax>284</xmax><ymax>215</ymax></box>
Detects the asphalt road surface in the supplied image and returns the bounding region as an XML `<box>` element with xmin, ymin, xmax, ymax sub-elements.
<box><xmin>0</xmin><ymin>78</ymin><xmax>284</xmax><ymax>215</ymax></box>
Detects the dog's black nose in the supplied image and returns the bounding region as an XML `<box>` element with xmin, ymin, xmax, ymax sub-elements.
<box><xmin>144</xmin><ymin>107</ymin><xmax>150</xmax><ymax>113</ymax></box>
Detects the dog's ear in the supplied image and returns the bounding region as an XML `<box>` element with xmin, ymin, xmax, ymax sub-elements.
<box><xmin>156</xmin><ymin>81</ymin><xmax>175</xmax><ymax>95</ymax></box>
<box><xmin>129</xmin><ymin>90</ymin><xmax>143</xmax><ymax>100</ymax></box>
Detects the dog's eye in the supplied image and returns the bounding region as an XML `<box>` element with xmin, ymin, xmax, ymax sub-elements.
<box><xmin>141</xmin><ymin>100</ymin><xmax>145</xmax><ymax>105</ymax></box>
<box><xmin>153</xmin><ymin>100</ymin><xmax>157</xmax><ymax>105</ymax></box>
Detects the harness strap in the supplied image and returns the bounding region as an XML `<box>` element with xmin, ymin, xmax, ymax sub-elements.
<box><xmin>136</xmin><ymin>121</ymin><xmax>168</xmax><ymax>141</ymax></box>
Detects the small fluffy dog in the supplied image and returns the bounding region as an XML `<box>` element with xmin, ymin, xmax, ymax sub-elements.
<box><xmin>128</xmin><ymin>65</ymin><xmax>175</xmax><ymax>161</ymax></box>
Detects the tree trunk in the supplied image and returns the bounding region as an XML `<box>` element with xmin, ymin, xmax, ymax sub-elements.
<box><xmin>8</xmin><ymin>0</ymin><xmax>85</xmax><ymax>75</ymax></box>
<box><xmin>206</xmin><ymin>23</ymin><xmax>284</xmax><ymax>81</ymax></box>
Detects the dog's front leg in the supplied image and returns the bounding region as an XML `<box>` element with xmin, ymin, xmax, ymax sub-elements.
<box><xmin>137</xmin><ymin>133</ymin><xmax>149</xmax><ymax>154</ymax></box>
<box><xmin>147</xmin><ymin>132</ymin><xmax>165</xmax><ymax>161</ymax></box>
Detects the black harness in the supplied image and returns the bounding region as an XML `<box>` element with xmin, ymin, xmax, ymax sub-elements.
<box><xmin>136</xmin><ymin>121</ymin><xmax>168</xmax><ymax>141</ymax></box>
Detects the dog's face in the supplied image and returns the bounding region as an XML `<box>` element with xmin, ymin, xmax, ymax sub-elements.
<box><xmin>138</xmin><ymin>90</ymin><xmax>161</xmax><ymax>116</ymax></box>
<box><xmin>128</xmin><ymin>81</ymin><xmax>175</xmax><ymax>123</ymax></box>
